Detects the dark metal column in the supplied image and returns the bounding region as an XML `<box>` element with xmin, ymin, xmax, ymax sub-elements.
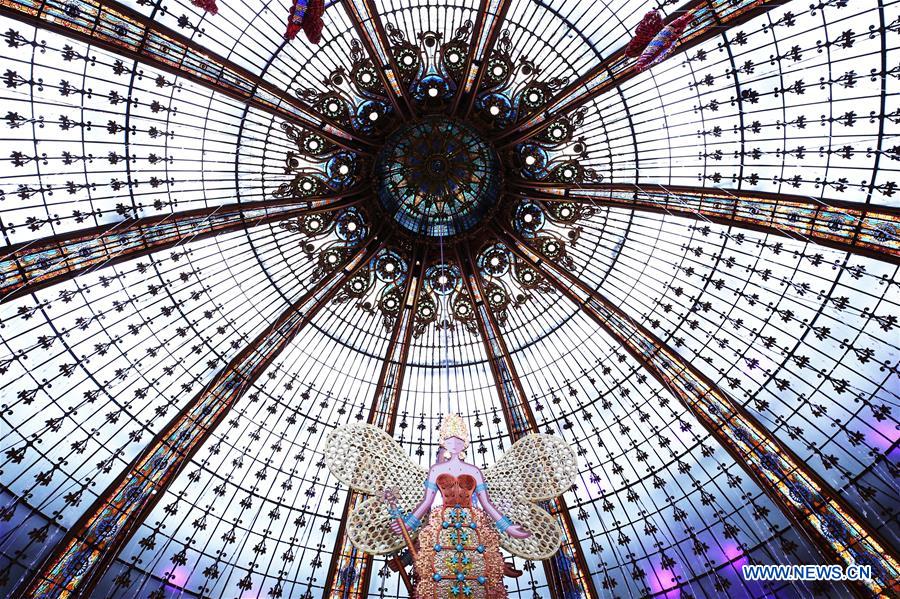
<box><xmin>451</xmin><ymin>0</ymin><xmax>512</xmax><ymax>118</ymax></box>
<box><xmin>458</xmin><ymin>245</ymin><xmax>600</xmax><ymax>599</ymax></box>
<box><xmin>322</xmin><ymin>249</ymin><xmax>428</xmax><ymax>599</ymax></box>
<box><xmin>340</xmin><ymin>0</ymin><xmax>416</xmax><ymax>120</ymax></box>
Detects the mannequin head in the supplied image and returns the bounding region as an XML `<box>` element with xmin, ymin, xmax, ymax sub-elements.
<box><xmin>442</xmin><ymin>436</ymin><xmax>466</xmax><ymax>457</ymax></box>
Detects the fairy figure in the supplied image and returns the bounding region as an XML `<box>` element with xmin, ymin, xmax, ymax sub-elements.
<box><xmin>325</xmin><ymin>414</ymin><xmax>578</xmax><ymax>598</ymax></box>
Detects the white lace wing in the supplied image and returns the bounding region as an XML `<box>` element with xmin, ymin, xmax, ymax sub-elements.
<box><xmin>483</xmin><ymin>491</ymin><xmax>563</xmax><ymax>560</ymax></box>
<box><xmin>483</xmin><ymin>434</ymin><xmax>578</xmax><ymax>560</ymax></box>
<box><xmin>324</xmin><ymin>424</ymin><xmax>427</xmax><ymax>555</ymax></box>
<box><xmin>488</xmin><ymin>434</ymin><xmax>578</xmax><ymax>501</ymax></box>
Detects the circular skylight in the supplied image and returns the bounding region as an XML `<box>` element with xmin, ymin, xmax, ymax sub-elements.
<box><xmin>374</xmin><ymin>118</ymin><xmax>501</xmax><ymax>238</ymax></box>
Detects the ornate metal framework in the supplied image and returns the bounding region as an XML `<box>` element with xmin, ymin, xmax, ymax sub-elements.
<box><xmin>16</xmin><ymin>230</ymin><xmax>386</xmax><ymax>598</ymax></box>
<box><xmin>509</xmin><ymin>182</ymin><xmax>900</xmax><ymax>264</ymax></box>
<box><xmin>0</xmin><ymin>0</ymin><xmax>375</xmax><ymax>152</ymax></box>
<box><xmin>1</xmin><ymin>191</ymin><xmax>366</xmax><ymax>301</ymax></box>
<box><xmin>499</xmin><ymin>225</ymin><xmax>899</xmax><ymax>598</ymax></box>
<box><xmin>0</xmin><ymin>0</ymin><xmax>898</xmax><ymax>598</ymax></box>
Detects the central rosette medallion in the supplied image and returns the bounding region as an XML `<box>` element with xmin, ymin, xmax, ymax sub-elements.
<box><xmin>374</xmin><ymin>117</ymin><xmax>501</xmax><ymax>238</ymax></box>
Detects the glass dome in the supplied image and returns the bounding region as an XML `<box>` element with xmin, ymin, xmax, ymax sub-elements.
<box><xmin>0</xmin><ymin>0</ymin><xmax>897</xmax><ymax>598</ymax></box>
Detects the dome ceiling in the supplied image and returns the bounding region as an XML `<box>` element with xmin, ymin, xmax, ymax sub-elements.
<box><xmin>0</xmin><ymin>0</ymin><xmax>897</xmax><ymax>598</ymax></box>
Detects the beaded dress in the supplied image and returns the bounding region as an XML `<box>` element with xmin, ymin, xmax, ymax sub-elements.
<box><xmin>413</xmin><ymin>474</ymin><xmax>506</xmax><ymax>598</ymax></box>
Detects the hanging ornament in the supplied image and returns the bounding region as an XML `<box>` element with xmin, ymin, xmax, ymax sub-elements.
<box><xmin>190</xmin><ymin>0</ymin><xmax>218</xmax><ymax>15</ymax></box>
<box><xmin>635</xmin><ymin>10</ymin><xmax>696</xmax><ymax>72</ymax></box>
<box><xmin>285</xmin><ymin>0</ymin><xmax>309</xmax><ymax>40</ymax></box>
<box><xmin>302</xmin><ymin>0</ymin><xmax>325</xmax><ymax>43</ymax></box>
<box><xmin>624</xmin><ymin>10</ymin><xmax>663</xmax><ymax>58</ymax></box>
<box><xmin>285</xmin><ymin>0</ymin><xmax>325</xmax><ymax>44</ymax></box>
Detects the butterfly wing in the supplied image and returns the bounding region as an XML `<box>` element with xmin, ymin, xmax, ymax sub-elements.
<box><xmin>325</xmin><ymin>423</ymin><xmax>427</xmax><ymax>555</ymax></box>
<box><xmin>487</xmin><ymin>433</ymin><xmax>578</xmax><ymax>501</ymax></box>
<box><xmin>481</xmin><ymin>487</ymin><xmax>564</xmax><ymax>560</ymax></box>
<box><xmin>345</xmin><ymin>494</ymin><xmax>417</xmax><ymax>555</ymax></box>
<box><xmin>483</xmin><ymin>433</ymin><xmax>578</xmax><ymax>560</ymax></box>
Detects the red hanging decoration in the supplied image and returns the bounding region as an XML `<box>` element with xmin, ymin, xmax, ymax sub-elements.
<box><xmin>624</xmin><ymin>10</ymin><xmax>663</xmax><ymax>58</ymax></box>
<box><xmin>285</xmin><ymin>0</ymin><xmax>310</xmax><ymax>41</ymax></box>
<box><xmin>191</xmin><ymin>0</ymin><xmax>218</xmax><ymax>15</ymax></box>
<box><xmin>285</xmin><ymin>0</ymin><xmax>325</xmax><ymax>44</ymax></box>
<box><xmin>635</xmin><ymin>10</ymin><xmax>695</xmax><ymax>72</ymax></box>
<box><xmin>302</xmin><ymin>0</ymin><xmax>325</xmax><ymax>44</ymax></box>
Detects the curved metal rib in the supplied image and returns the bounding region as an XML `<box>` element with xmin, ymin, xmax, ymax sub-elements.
<box><xmin>508</xmin><ymin>181</ymin><xmax>900</xmax><ymax>264</ymax></box>
<box><xmin>499</xmin><ymin>224</ymin><xmax>900</xmax><ymax>599</ymax></box>
<box><xmin>458</xmin><ymin>245</ymin><xmax>600</xmax><ymax>599</ymax></box>
<box><xmin>323</xmin><ymin>248</ymin><xmax>428</xmax><ymax>599</ymax></box>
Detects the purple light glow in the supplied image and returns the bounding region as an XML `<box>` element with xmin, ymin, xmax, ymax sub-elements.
<box><xmin>165</xmin><ymin>566</ymin><xmax>191</xmax><ymax>589</ymax></box>
<box><xmin>647</xmin><ymin>566</ymin><xmax>682</xmax><ymax>597</ymax></box>
<box><xmin>866</xmin><ymin>421</ymin><xmax>898</xmax><ymax>454</ymax></box>
<box><xmin>721</xmin><ymin>542</ymin><xmax>749</xmax><ymax>569</ymax></box>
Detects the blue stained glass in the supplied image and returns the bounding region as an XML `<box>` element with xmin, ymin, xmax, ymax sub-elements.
<box><xmin>374</xmin><ymin>117</ymin><xmax>501</xmax><ymax>238</ymax></box>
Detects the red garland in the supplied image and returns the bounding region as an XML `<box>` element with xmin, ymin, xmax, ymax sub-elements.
<box><xmin>285</xmin><ymin>0</ymin><xmax>308</xmax><ymax>41</ymax></box>
<box><xmin>285</xmin><ymin>0</ymin><xmax>324</xmax><ymax>44</ymax></box>
<box><xmin>624</xmin><ymin>10</ymin><xmax>663</xmax><ymax>58</ymax></box>
<box><xmin>303</xmin><ymin>0</ymin><xmax>325</xmax><ymax>44</ymax></box>
<box><xmin>191</xmin><ymin>0</ymin><xmax>218</xmax><ymax>15</ymax></box>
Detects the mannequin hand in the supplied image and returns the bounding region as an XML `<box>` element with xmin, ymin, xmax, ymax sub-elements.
<box><xmin>506</xmin><ymin>524</ymin><xmax>531</xmax><ymax>539</ymax></box>
<box><xmin>390</xmin><ymin>520</ymin><xmax>404</xmax><ymax>536</ymax></box>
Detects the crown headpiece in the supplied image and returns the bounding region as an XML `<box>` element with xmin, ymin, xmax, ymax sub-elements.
<box><xmin>439</xmin><ymin>414</ymin><xmax>469</xmax><ymax>448</ymax></box>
